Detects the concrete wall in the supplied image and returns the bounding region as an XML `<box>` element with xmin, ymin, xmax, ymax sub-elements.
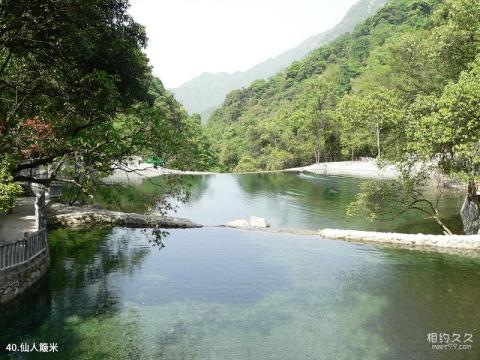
<box><xmin>0</xmin><ymin>247</ymin><xmax>50</xmax><ymax>304</ymax></box>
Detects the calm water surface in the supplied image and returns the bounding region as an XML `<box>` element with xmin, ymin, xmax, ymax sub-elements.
<box><xmin>171</xmin><ymin>173</ymin><xmax>463</xmax><ymax>233</ymax></box>
<box><xmin>0</xmin><ymin>173</ymin><xmax>478</xmax><ymax>359</ymax></box>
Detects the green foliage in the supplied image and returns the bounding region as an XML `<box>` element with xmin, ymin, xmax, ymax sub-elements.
<box><xmin>335</xmin><ymin>89</ymin><xmax>404</xmax><ymax>159</ymax></box>
<box><xmin>347</xmin><ymin>164</ymin><xmax>454</xmax><ymax>233</ymax></box>
<box><xmin>0</xmin><ymin>156</ymin><xmax>22</xmax><ymax>214</ymax></box>
<box><xmin>234</xmin><ymin>156</ymin><xmax>260</xmax><ymax>173</ymax></box>
<box><xmin>204</xmin><ymin>0</ymin><xmax>480</xmax><ymax>232</ymax></box>
<box><xmin>0</xmin><ymin>0</ymin><xmax>150</xmax><ymax>174</ymax></box>
<box><xmin>0</xmin><ymin>0</ymin><xmax>217</xmax><ymax>211</ymax></box>
<box><xmin>117</xmin><ymin>83</ymin><xmax>217</xmax><ymax>172</ymax></box>
<box><xmin>409</xmin><ymin>57</ymin><xmax>480</xmax><ymax>175</ymax></box>
<box><xmin>347</xmin><ymin>180</ymin><xmax>401</xmax><ymax>221</ymax></box>
<box><xmin>172</xmin><ymin>0</ymin><xmax>389</xmax><ymax>118</ymax></box>
<box><xmin>206</xmin><ymin>0</ymin><xmax>443</xmax><ymax>171</ymax></box>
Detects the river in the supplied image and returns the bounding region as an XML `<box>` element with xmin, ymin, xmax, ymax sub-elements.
<box><xmin>0</xmin><ymin>173</ymin><xmax>478</xmax><ymax>359</ymax></box>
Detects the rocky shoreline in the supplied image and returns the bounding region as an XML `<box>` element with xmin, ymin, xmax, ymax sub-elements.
<box><xmin>107</xmin><ymin>159</ymin><xmax>398</xmax><ymax>182</ymax></box>
<box><xmin>45</xmin><ymin>202</ymin><xmax>480</xmax><ymax>253</ymax></box>
<box><xmin>46</xmin><ymin>203</ymin><xmax>202</xmax><ymax>229</ymax></box>
<box><xmin>318</xmin><ymin>228</ymin><xmax>480</xmax><ymax>251</ymax></box>
<box><xmin>287</xmin><ymin>160</ymin><xmax>398</xmax><ymax>179</ymax></box>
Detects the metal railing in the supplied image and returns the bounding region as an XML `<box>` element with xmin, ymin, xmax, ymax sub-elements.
<box><xmin>0</xmin><ymin>227</ymin><xmax>48</xmax><ymax>271</ymax></box>
<box><xmin>47</xmin><ymin>182</ymin><xmax>63</xmax><ymax>198</ymax></box>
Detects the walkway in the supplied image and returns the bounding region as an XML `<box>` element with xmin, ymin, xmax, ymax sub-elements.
<box><xmin>0</xmin><ymin>197</ymin><xmax>37</xmax><ymax>245</ymax></box>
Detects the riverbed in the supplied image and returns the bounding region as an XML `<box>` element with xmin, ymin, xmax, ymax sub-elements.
<box><xmin>1</xmin><ymin>173</ymin><xmax>478</xmax><ymax>359</ymax></box>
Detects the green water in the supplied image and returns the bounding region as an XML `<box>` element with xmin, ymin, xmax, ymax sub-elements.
<box><xmin>1</xmin><ymin>173</ymin><xmax>478</xmax><ymax>359</ymax></box>
<box><xmin>96</xmin><ymin>173</ymin><xmax>464</xmax><ymax>234</ymax></box>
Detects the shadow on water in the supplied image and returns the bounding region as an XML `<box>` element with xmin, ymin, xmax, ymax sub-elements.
<box><xmin>235</xmin><ymin>172</ymin><xmax>463</xmax><ymax>234</ymax></box>
<box><xmin>90</xmin><ymin>172</ymin><xmax>463</xmax><ymax>234</ymax></box>
<box><xmin>2</xmin><ymin>173</ymin><xmax>472</xmax><ymax>358</ymax></box>
<box><xmin>92</xmin><ymin>175</ymin><xmax>212</xmax><ymax>215</ymax></box>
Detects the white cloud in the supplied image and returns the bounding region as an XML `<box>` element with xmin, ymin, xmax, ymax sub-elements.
<box><xmin>129</xmin><ymin>0</ymin><xmax>358</xmax><ymax>88</ymax></box>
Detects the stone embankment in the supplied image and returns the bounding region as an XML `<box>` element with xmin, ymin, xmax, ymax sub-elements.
<box><xmin>47</xmin><ymin>203</ymin><xmax>202</xmax><ymax>229</ymax></box>
<box><xmin>318</xmin><ymin>229</ymin><xmax>480</xmax><ymax>251</ymax></box>
<box><xmin>0</xmin><ymin>245</ymin><xmax>49</xmax><ymax>304</ymax></box>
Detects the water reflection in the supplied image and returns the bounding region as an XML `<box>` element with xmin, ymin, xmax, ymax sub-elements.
<box><xmin>93</xmin><ymin>175</ymin><xmax>189</xmax><ymax>215</ymax></box>
<box><xmin>91</xmin><ymin>172</ymin><xmax>463</xmax><ymax>234</ymax></box>
<box><xmin>0</xmin><ymin>228</ymin><xmax>154</xmax><ymax>359</ymax></box>
<box><xmin>174</xmin><ymin>173</ymin><xmax>463</xmax><ymax>234</ymax></box>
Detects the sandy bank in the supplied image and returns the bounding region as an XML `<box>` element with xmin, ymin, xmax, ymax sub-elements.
<box><xmin>105</xmin><ymin>162</ymin><xmax>217</xmax><ymax>183</ymax></box>
<box><xmin>106</xmin><ymin>159</ymin><xmax>398</xmax><ymax>183</ymax></box>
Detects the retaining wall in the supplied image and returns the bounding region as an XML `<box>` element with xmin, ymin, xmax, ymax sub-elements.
<box><xmin>0</xmin><ymin>247</ymin><xmax>50</xmax><ymax>304</ymax></box>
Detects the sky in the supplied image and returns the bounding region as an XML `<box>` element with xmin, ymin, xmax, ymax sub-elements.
<box><xmin>129</xmin><ymin>0</ymin><xmax>359</xmax><ymax>89</ymax></box>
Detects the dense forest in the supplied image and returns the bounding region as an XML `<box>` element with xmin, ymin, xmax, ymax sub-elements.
<box><xmin>205</xmin><ymin>0</ymin><xmax>479</xmax><ymax>176</ymax></box>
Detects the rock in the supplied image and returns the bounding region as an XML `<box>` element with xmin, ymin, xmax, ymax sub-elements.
<box><xmin>249</xmin><ymin>216</ymin><xmax>270</xmax><ymax>228</ymax></box>
<box><xmin>318</xmin><ymin>228</ymin><xmax>480</xmax><ymax>251</ymax></box>
<box><xmin>461</xmin><ymin>196</ymin><xmax>480</xmax><ymax>234</ymax></box>
<box><xmin>46</xmin><ymin>204</ymin><xmax>202</xmax><ymax>229</ymax></box>
<box><xmin>226</xmin><ymin>219</ymin><xmax>250</xmax><ymax>228</ymax></box>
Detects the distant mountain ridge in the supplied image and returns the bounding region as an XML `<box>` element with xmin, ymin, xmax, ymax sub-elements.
<box><xmin>172</xmin><ymin>0</ymin><xmax>389</xmax><ymax>121</ymax></box>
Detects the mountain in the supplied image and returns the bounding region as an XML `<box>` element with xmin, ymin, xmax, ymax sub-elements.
<box><xmin>204</xmin><ymin>0</ymin><xmax>447</xmax><ymax>172</ymax></box>
<box><xmin>172</xmin><ymin>0</ymin><xmax>389</xmax><ymax>121</ymax></box>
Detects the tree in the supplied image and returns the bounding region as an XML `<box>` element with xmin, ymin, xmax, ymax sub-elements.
<box><xmin>0</xmin><ymin>0</ymin><xmax>217</xmax><ymax>212</ymax></box>
<box><xmin>429</xmin><ymin>0</ymin><xmax>480</xmax><ymax>82</ymax></box>
<box><xmin>0</xmin><ymin>0</ymin><xmax>150</xmax><ymax>182</ymax></box>
<box><xmin>304</xmin><ymin>77</ymin><xmax>343</xmax><ymax>163</ymax></box>
<box><xmin>407</xmin><ymin>57</ymin><xmax>480</xmax><ymax>233</ymax></box>
<box><xmin>0</xmin><ymin>157</ymin><xmax>22</xmax><ymax>214</ymax></box>
<box><xmin>345</xmin><ymin>0</ymin><xmax>480</xmax><ymax>235</ymax></box>
<box><xmin>347</xmin><ymin>163</ymin><xmax>454</xmax><ymax>234</ymax></box>
<box><xmin>336</xmin><ymin>89</ymin><xmax>403</xmax><ymax>159</ymax></box>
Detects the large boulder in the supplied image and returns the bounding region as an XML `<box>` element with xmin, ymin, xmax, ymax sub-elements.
<box><xmin>461</xmin><ymin>196</ymin><xmax>480</xmax><ymax>234</ymax></box>
<box><xmin>226</xmin><ymin>217</ymin><xmax>270</xmax><ymax>229</ymax></box>
<box><xmin>226</xmin><ymin>219</ymin><xmax>250</xmax><ymax>228</ymax></box>
<box><xmin>249</xmin><ymin>216</ymin><xmax>270</xmax><ymax>228</ymax></box>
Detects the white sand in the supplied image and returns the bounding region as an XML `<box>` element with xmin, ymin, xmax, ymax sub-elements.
<box><xmin>107</xmin><ymin>159</ymin><xmax>397</xmax><ymax>182</ymax></box>
<box><xmin>105</xmin><ymin>162</ymin><xmax>217</xmax><ymax>183</ymax></box>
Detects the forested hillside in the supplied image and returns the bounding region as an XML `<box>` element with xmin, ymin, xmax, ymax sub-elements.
<box><xmin>172</xmin><ymin>0</ymin><xmax>388</xmax><ymax>120</ymax></box>
<box><xmin>206</xmin><ymin>0</ymin><xmax>479</xmax><ymax>175</ymax></box>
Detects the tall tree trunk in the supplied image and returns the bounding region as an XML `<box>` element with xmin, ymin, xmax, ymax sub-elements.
<box><xmin>432</xmin><ymin>210</ymin><xmax>453</xmax><ymax>235</ymax></box>
<box><xmin>33</xmin><ymin>185</ymin><xmax>46</xmax><ymax>230</ymax></box>
<box><xmin>375</xmin><ymin>122</ymin><xmax>381</xmax><ymax>158</ymax></box>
